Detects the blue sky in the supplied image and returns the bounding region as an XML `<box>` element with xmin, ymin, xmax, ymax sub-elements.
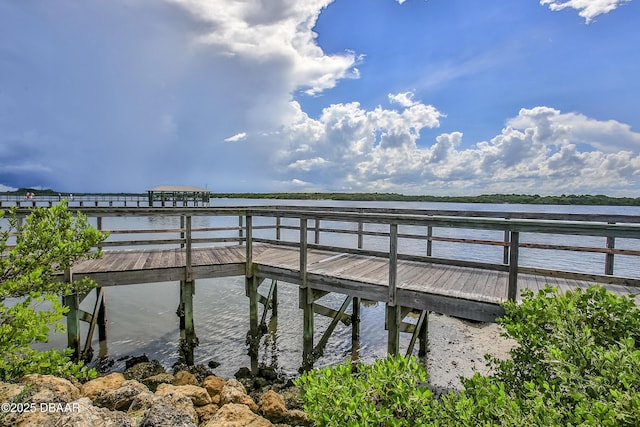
<box><xmin>1</xmin><ymin>0</ymin><xmax>639</xmax><ymax>195</ymax></box>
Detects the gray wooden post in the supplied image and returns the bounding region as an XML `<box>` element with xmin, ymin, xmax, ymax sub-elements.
<box><xmin>180</xmin><ymin>279</ymin><xmax>196</xmax><ymax>365</ymax></box>
<box><xmin>351</xmin><ymin>297</ymin><xmax>360</xmax><ymax>360</ymax></box>
<box><xmin>507</xmin><ymin>231</ymin><xmax>519</xmax><ymax>300</ymax></box>
<box><xmin>605</xmin><ymin>222</ymin><xmax>615</xmax><ymax>275</ymax></box>
<box><xmin>64</xmin><ymin>269</ymin><xmax>80</xmax><ymax>359</ymax></box>
<box><xmin>387</xmin><ymin>223</ymin><xmax>400</xmax><ymax>355</ymax></box>
<box><xmin>314</xmin><ymin>218</ymin><xmax>320</xmax><ymax>244</ymax></box>
<box><xmin>245</xmin><ymin>215</ymin><xmax>253</xmax><ymax>278</ymax></box>
<box><xmin>503</xmin><ymin>230</ymin><xmax>510</xmax><ymax>265</ymax></box>
<box><xmin>185</xmin><ymin>216</ymin><xmax>192</xmax><ymax>282</ymax></box>
<box><xmin>247</xmin><ymin>275</ymin><xmax>259</xmax><ymax>374</ymax></box>
<box><xmin>300</xmin><ymin>218</ymin><xmax>314</xmax><ymax>369</ymax></box>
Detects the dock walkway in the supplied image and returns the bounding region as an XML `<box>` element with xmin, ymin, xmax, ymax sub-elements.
<box><xmin>25</xmin><ymin>205</ymin><xmax>640</xmax><ymax>368</ymax></box>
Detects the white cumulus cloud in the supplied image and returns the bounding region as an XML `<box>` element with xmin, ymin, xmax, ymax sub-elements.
<box><xmin>270</xmin><ymin>96</ymin><xmax>640</xmax><ymax>195</ymax></box>
<box><xmin>165</xmin><ymin>0</ymin><xmax>359</xmax><ymax>95</ymax></box>
<box><xmin>540</xmin><ymin>0</ymin><xmax>632</xmax><ymax>23</ymax></box>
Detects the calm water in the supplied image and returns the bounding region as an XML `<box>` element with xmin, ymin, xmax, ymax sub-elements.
<box><xmin>33</xmin><ymin>200</ymin><xmax>640</xmax><ymax>377</ymax></box>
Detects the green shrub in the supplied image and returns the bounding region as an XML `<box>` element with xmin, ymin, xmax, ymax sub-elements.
<box><xmin>295</xmin><ymin>355</ymin><xmax>433</xmax><ymax>426</ymax></box>
<box><xmin>296</xmin><ymin>285</ymin><xmax>640</xmax><ymax>426</ymax></box>
<box><xmin>436</xmin><ymin>285</ymin><xmax>640</xmax><ymax>426</ymax></box>
<box><xmin>0</xmin><ymin>203</ymin><xmax>107</xmax><ymax>381</ymax></box>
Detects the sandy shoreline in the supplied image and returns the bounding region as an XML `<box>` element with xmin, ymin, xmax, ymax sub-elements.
<box><xmin>424</xmin><ymin>313</ymin><xmax>515</xmax><ymax>395</ymax></box>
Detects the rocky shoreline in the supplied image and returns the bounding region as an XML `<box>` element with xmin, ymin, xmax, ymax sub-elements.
<box><xmin>0</xmin><ymin>357</ymin><xmax>310</xmax><ymax>427</ymax></box>
<box><xmin>0</xmin><ymin>314</ymin><xmax>514</xmax><ymax>426</ymax></box>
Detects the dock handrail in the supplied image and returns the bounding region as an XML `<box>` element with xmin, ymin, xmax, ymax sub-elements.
<box><xmin>8</xmin><ymin>206</ymin><xmax>640</xmax><ymax>300</ymax></box>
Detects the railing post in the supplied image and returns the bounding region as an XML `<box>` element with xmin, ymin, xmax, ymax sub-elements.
<box><xmin>238</xmin><ymin>215</ymin><xmax>244</xmax><ymax>245</ymax></box>
<box><xmin>426</xmin><ymin>225</ymin><xmax>433</xmax><ymax>257</ymax></box>
<box><xmin>185</xmin><ymin>215</ymin><xmax>192</xmax><ymax>281</ymax></box>
<box><xmin>387</xmin><ymin>223</ymin><xmax>399</xmax><ymax>355</ymax></box>
<box><xmin>245</xmin><ymin>215</ymin><xmax>253</xmax><ymax>278</ymax></box>
<box><xmin>276</xmin><ymin>215</ymin><xmax>281</xmax><ymax>241</ymax></box>
<box><xmin>314</xmin><ymin>218</ymin><xmax>320</xmax><ymax>244</ymax></box>
<box><xmin>357</xmin><ymin>221</ymin><xmax>364</xmax><ymax>249</ymax></box>
<box><xmin>180</xmin><ymin>215</ymin><xmax>185</xmax><ymax>249</ymax></box>
<box><xmin>507</xmin><ymin>230</ymin><xmax>519</xmax><ymax>301</ymax></box>
<box><xmin>300</xmin><ymin>217</ymin><xmax>314</xmax><ymax>369</ymax></box>
<box><xmin>605</xmin><ymin>222</ymin><xmax>615</xmax><ymax>275</ymax></box>
<box><xmin>388</xmin><ymin>223</ymin><xmax>398</xmax><ymax>306</ymax></box>
<box><xmin>503</xmin><ymin>229</ymin><xmax>510</xmax><ymax>265</ymax></box>
<box><xmin>97</xmin><ymin>216</ymin><xmax>103</xmax><ymax>250</ymax></box>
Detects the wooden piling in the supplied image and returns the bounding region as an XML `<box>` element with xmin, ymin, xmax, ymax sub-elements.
<box><xmin>351</xmin><ymin>297</ymin><xmax>360</xmax><ymax>359</ymax></box>
<box><xmin>418</xmin><ymin>311</ymin><xmax>429</xmax><ymax>357</ymax></box>
<box><xmin>300</xmin><ymin>218</ymin><xmax>314</xmax><ymax>369</ymax></box>
<box><xmin>247</xmin><ymin>276</ymin><xmax>260</xmax><ymax>374</ymax></box>
<box><xmin>179</xmin><ymin>279</ymin><xmax>197</xmax><ymax>365</ymax></box>
<box><xmin>64</xmin><ymin>269</ymin><xmax>81</xmax><ymax>359</ymax></box>
<box><xmin>386</xmin><ymin>304</ymin><xmax>400</xmax><ymax>355</ymax></box>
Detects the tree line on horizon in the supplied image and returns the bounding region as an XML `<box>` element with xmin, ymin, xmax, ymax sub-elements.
<box><xmin>3</xmin><ymin>188</ymin><xmax>640</xmax><ymax>206</ymax></box>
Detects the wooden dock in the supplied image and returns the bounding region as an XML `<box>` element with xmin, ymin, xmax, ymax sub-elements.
<box><xmin>26</xmin><ymin>205</ymin><xmax>640</xmax><ymax>370</ymax></box>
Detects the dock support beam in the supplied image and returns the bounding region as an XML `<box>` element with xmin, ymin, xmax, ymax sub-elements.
<box><xmin>247</xmin><ymin>276</ymin><xmax>260</xmax><ymax>374</ymax></box>
<box><xmin>418</xmin><ymin>311</ymin><xmax>429</xmax><ymax>357</ymax></box>
<box><xmin>387</xmin><ymin>223</ymin><xmax>400</xmax><ymax>355</ymax></box>
<box><xmin>386</xmin><ymin>304</ymin><xmax>401</xmax><ymax>355</ymax></box>
<box><xmin>351</xmin><ymin>297</ymin><xmax>360</xmax><ymax>360</ymax></box>
<box><xmin>65</xmin><ymin>294</ymin><xmax>81</xmax><ymax>359</ymax></box>
<box><xmin>64</xmin><ymin>269</ymin><xmax>81</xmax><ymax>360</ymax></box>
<box><xmin>178</xmin><ymin>280</ymin><xmax>198</xmax><ymax>365</ymax></box>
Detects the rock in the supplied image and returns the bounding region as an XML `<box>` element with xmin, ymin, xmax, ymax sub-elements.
<box><xmin>234</xmin><ymin>367</ymin><xmax>252</xmax><ymax>379</ymax></box>
<box><xmin>124</xmin><ymin>354</ymin><xmax>150</xmax><ymax>370</ymax></box>
<box><xmin>0</xmin><ymin>382</ymin><xmax>24</xmax><ymax>402</ymax></box>
<box><xmin>207</xmin><ymin>360</ymin><xmax>221</xmax><ymax>369</ymax></box>
<box><xmin>5</xmin><ymin>395</ymin><xmax>135</xmax><ymax>427</ymax></box>
<box><xmin>202</xmin><ymin>375</ymin><xmax>226</xmax><ymax>404</ymax></box>
<box><xmin>139</xmin><ymin>400</ymin><xmax>198</xmax><ymax>427</ymax></box>
<box><xmin>257</xmin><ymin>366</ymin><xmax>279</xmax><ymax>382</ymax></box>
<box><xmin>204</xmin><ymin>403</ymin><xmax>273</xmax><ymax>427</ymax></box>
<box><xmin>173</xmin><ymin>371</ymin><xmax>198</xmax><ymax>386</ymax></box>
<box><xmin>123</xmin><ymin>360</ymin><xmax>166</xmax><ymax>382</ymax></box>
<box><xmin>258</xmin><ymin>389</ymin><xmax>287</xmax><ymax>423</ymax></box>
<box><xmin>171</xmin><ymin>363</ymin><xmax>214</xmax><ymax>383</ymax></box>
<box><xmin>14</xmin><ymin>397</ymin><xmax>135</xmax><ymax>427</ymax></box>
<box><xmin>156</xmin><ymin>383</ymin><xmax>212</xmax><ymax>406</ymax></box>
<box><xmin>195</xmin><ymin>403</ymin><xmax>220</xmax><ymax>425</ymax></box>
<box><xmin>20</xmin><ymin>374</ymin><xmax>81</xmax><ymax>402</ymax></box>
<box><xmin>129</xmin><ymin>391</ymin><xmax>198</xmax><ymax>425</ymax></box>
<box><xmin>285</xmin><ymin>409</ymin><xmax>312</xmax><ymax>426</ymax></box>
<box><xmin>220</xmin><ymin>379</ymin><xmax>258</xmax><ymax>412</ymax></box>
<box><xmin>93</xmin><ymin>379</ymin><xmax>148</xmax><ymax>411</ymax></box>
<box><xmin>142</xmin><ymin>372</ymin><xmax>175</xmax><ymax>392</ymax></box>
<box><xmin>277</xmin><ymin>386</ymin><xmax>303</xmax><ymax>411</ymax></box>
<box><xmin>81</xmin><ymin>372</ymin><xmax>126</xmax><ymax>401</ymax></box>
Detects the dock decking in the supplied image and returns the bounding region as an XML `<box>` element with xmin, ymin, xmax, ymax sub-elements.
<box><xmin>30</xmin><ymin>205</ymin><xmax>640</xmax><ymax>368</ymax></box>
<box><xmin>71</xmin><ymin>244</ymin><xmax>638</xmax><ymax>324</ymax></box>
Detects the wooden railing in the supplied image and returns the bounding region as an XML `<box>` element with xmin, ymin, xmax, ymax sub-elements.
<box><xmin>9</xmin><ymin>206</ymin><xmax>640</xmax><ymax>301</ymax></box>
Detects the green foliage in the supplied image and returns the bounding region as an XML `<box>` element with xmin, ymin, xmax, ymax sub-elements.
<box><xmin>295</xmin><ymin>355</ymin><xmax>433</xmax><ymax>426</ymax></box>
<box><xmin>437</xmin><ymin>285</ymin><xmax>640</xmax><ymax>426</ymax></box>
<box><xmin>296</xmin><ymin>286</ymin><xmax>640</xmax><ymax>426</ymax></box>
<box><xmin>0</xmin><ymin>202</ymin><xmax>107</xmax><ymax>381</ymax></box>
